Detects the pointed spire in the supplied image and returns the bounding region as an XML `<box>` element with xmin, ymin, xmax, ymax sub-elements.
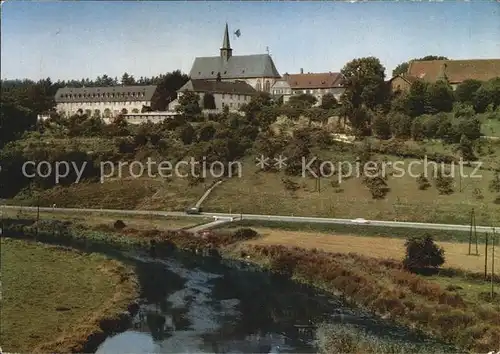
<box><xmin>220</xmin><ymin>23</ymin><xmax>232</xmax><ymax>61</ymax></box>
<box><xmin>222</xmin><ymin>23</ymin><xmax>231</xmax><ymax>49</ymax></box>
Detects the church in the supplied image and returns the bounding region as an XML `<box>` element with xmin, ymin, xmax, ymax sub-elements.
<box><xmin>188</xmin><ymin>24</ymin><xmax>281</xmax><ymax>92</ymax></box>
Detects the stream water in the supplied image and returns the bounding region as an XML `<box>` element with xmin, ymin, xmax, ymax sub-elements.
<box><xmin>95</xmin><ymin>250</ymin><xmax>457</xmax><ymax>353</ymax></box>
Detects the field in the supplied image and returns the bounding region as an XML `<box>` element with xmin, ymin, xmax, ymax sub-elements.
<box><xmin>219</xmin><ymin>219</ymin><xmax>477</xmax><ymax>243</ymax></box>
<box><xmin>3</xmin><ymin>208</ymin><xmax>209</xmax><ymax>230</ymax></box>
<box><xmin>205</xmin><ymin>156</ymin><xmax>500</xmax><ymax>225</ymax></box>
<box><xmin>232</xmin><ymin>227</ymin><xmax>499</xmax><ymax>273</ymax></box>
<box><xmin>0</xmin><ymin>238</ymin><xmax>138</xmax><ymax>352</ymax></box>
<box><xmin>10</xmin><ymin>177</ymin><xmax>209</xmax><ymax>211</ymax></box>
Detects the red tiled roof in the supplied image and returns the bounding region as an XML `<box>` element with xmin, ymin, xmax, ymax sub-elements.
<box><xmin>283</xmin><ymin>72</ymin><xmax>343</xmax><ymax>89</ymax></box>
<box><xmin>407</xmin><ymin>59</ymin><xmax>500</xmax><ymax>84</ymax></box>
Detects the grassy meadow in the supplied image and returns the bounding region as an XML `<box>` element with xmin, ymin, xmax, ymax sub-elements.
<box><xmin>205</xmin><ymin>155</ymin><xmax>500</xmax><ymax>225</ymax></box>
<box><xmin>0</xmin><ymin>238</ymin><xmax>138</xmax><ymax>353</ymax></box>
<box><xmin>3</xmin><ymin>208</ymin><xmax>208</xmax><ymax>230</ymax></box>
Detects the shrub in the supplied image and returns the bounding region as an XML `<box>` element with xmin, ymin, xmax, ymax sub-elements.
<box><xmin>113</xmin><ymin>220</ymin><xmax>126</xmax><ymax>230</ymax></box>
<box><xmin>363</xmin><ymin>175</ymin><xmax>390</xmax><ymax>199</ymax></box>
<box><xmin>416</xmin><ymin>174</ymin><xmax>431</xmax><ymax>190</ymax></box>
<box><xmin>494</xmin><ymin>195</ymin><xmax>500</xmax><ymax>205</ymax></box>
<box><xmin>233</xmin><ymin>228</ymin><xmax>259</xmax><ymax>240</ymax></box>
<box><xmin>434</xmin><ymin>170</ymin><xmax>454</xmax><ymax>195</ymax></box>
<box><xmin>403</xmin><ymin>234</ymin><xmax>445</xmax><ymax>271</ymax></box>
<box><xmin>489</xmin><ymin>172</ymin><xmax>500</xmax><ymax>193</ymax></box>
<box><xmin>270</xmin><ymin>254</ymin><xmax>296</xmax><ymax>277</ymax></box>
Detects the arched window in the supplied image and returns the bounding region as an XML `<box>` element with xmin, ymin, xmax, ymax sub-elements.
<box><xmin>256</xmin><ymin>80</ymin><xmax>262</xmax><ymax>91</ymax></box>
<box><xmin>264</xmin><ymin>80</ymin><xmax>271</xmax><ymax>92</ymax></box>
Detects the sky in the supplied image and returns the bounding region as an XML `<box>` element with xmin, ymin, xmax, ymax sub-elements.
<box><xmin>1</xmin><ymin>1</ymin><xmax>499</xmax><ymax>81</ymax></box>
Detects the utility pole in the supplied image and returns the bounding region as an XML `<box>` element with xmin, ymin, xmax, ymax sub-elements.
<box><xmin>492</xmin><ymin>228</ymin><xmax>496</xmax><ymax>300</ymax></box>
<box><xmin>474</xmin><ymin>211</ymin><xmax>478</xmax><ymax>255</ymax></box>
<box><xmin>469</xmin><ymin>209</ymin><xmax>473</xmax><ymax>255</ymax></box>
<box><xmin>485</xmin><ymin>233</ymin><xmax>489</xmax><ymax>280</ymax></box>
<box><xmin>36</xmin><ymin>195</ymin><xmax>40</xmax><ymax>240</ymax></box>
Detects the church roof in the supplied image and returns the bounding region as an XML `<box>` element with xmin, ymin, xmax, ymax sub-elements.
<box><xmin>178</xmin><ymin>79</ymin><xmax>257</xmax><ymax>95</ymax></box>
<box><xmin>55</xmin><ymin>85</ymin><xmax>157</xmax><ymax>103</ymax></box>
<box><xmin>189</xmin><ymin>54</ymin><xmax>281</xmax><ymax>80</ymax></box>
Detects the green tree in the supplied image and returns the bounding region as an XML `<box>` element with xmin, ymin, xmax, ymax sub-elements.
<box><xmin>372</xmin><ymin>114</ymin><xmax>392</xmax><ymax>140</ymax></box>
<box><xmin>455</xmin><ymin>79</ymin><xmax>482</xmax><ymax>105</ymax></box>
<box><xmin>288</xmin><ymin>93</ymin><xmax>317</xmax><ymax>109</ymax></box>
<box><xmin>203</xmin><ymin>92</ymin><xmax>216</xmax><ymax>109</ymax></box>
<box><xmin>340</xmin><ymin>57</ymin><xmax>388</xmax><ymax>112</ymax></box>
<box><xmin>0</xmin><ymin>97</ymin><xmax>37</xmax><ymax>148</ymax></box>
<box><xmin>458</xmin><ymin>134</ymin><xmax>475</xmax><ymax>161</ymax></box>
<box><xmin>197</xmin><ymin>123</ymin><xmax>216</xmax><ymax>142</ymax></box>
<box><xmin>489</xmin><ymin>172</ymin><xmax>500</xmax><ymax>193</ymax></box>
<box><xmin>121</xmin><ymin>72</ymin><xmax>136</xmax><ymax>85</ymax></box>
<box><xmin>176</xmin><ymin>91</ymin><xmax>201</xmax><ymax>117</ymax></box>
<box><xmin>320</xmin><ymin>93</ymin><xmax>338</xmax><ymax>109</ymax></box>
<box><xmin>150</xmin><ymin>70</ymin><xmax>190</xmax><ymax>111</ymax></box>
<box><xmin>388</xmin><ymin>111</ymin><xmax>412</xmax><ymax>139</ymax></box>
<box><xmin>177</xmin><ymin>123</ymin><xmax>195</xmax><ymax>145</ymax></box>
<box><xmin>426</xmin><ymin>80</ymin><xmax>454</xmax><ymax>113</ymax></box>
<box><xmin>403</xmin><ymin>235</ymin><xmax>445</xmax><ymax>271</ymax></box>
<box><xmin>407</xmin><ymin>81</ymin><xmax>429</xmax><ymax>117</ymax></box>
<box><xmin>392</xmin><ymin>62</ymin><xmax>409</xmax><ymax>77</ymax></box>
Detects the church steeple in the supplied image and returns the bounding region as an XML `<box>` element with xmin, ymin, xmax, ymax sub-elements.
<box><xmin>220</xmin><ymin>23</ymin><xmax>232</xmax><ymax>62</ymax></box>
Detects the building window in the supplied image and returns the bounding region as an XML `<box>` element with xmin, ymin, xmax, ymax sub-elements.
<box><xmin>264</xmin><ymin>80</ymin><xmax>270</xmax><ymax>92</ymax></box>
<box><xmin>230</xmin><ymin>94</ymin><xmax>233</xmax><ymax>99</ymax></box>
<box><xmin>222</xmin><ymin>102</ymin><xmax>225</xmax><ymax>107</ymax></box>
<box><xmin>230</xmin><ymin>103</ymin><xmax>233</xmax><ymax>107</ymax></box>
<box><xmin>222</xmin><ymin>94</ymin><xmax>225</xmax><ymax>99</ymax></box>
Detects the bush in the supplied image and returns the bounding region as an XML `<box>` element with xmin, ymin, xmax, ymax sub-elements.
<box><xmin>233</xmin><ymin>228</ymin><xmax>259</xmax><ymax>240</ymax></box>
<box><xmin>494</xmin><ymin>196</ymin><xmax>500</xmax><ymax>205</ymax></box>
<box><xmin>434</xmin><ymin>170</ymin><xmax>454</xmax><ymax>195</ymax></box>
<box><xmin>403</xmin><ymin>234</ymin><xmax>445</xmax><ymax>271</ymax></box>
<box><xmin>114</xmin><ymin>220</ymin><xmax>126</xmax><ymax>230</ymax></box>
<box><xmin>416</xmin><ymin>174</ymin><xmax>431</xmax><ymax>190</ymax></box>
<box><xmin>489</xmin><ymin>172</ymin><xmax>500</xmax><ymax>193</ymax></box>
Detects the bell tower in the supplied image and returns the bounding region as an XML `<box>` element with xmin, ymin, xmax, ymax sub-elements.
<box><xmin>220</xmin><ymin>23</ymin><xmax>232</xmax><ymax>62</ymax></box>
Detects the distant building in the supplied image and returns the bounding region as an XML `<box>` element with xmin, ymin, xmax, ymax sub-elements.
<box><xmin>388</xmin><ymin>74</ymin><xmax>419</xmax><ymax>93</ymax></box>
<box><xmin>271</xmin><ymin>70</ymin><xmax>345</xmax><ymax>104</ymax></box>
<box><xmin>188</xmin><ymin>23</ymin><xmax>281</xmax><ymax>92</ymax></box>
<box><xmin>403</xmin><ymin>58</ymin><xmax>500</xmax><ymax>90</ymax></box>
<box><xmin>168</xmin><ymin>79</ymin><xmax>257</xmax><ymax>113</ymax></box>
<box><xmin>54</xmin><ymin>85</ymin><xmax>157</xmax><ymax>119</ymax></box>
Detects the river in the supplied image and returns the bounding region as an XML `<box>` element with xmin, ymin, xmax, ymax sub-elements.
<box><xmin>95</xmin><ymin>249</ymin><xmax>458</xmax><ymax>353</ymax></box>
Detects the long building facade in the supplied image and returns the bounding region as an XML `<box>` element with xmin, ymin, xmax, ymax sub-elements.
<box><xmin>54</xmin><ymin>85</ymin><xmax>157</xmax><ymax>119</ymax></box>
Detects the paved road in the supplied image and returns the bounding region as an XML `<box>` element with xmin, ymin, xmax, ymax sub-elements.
<box><xmin>2</xmin><ymin>205</ymin><xmax>498</xmax><ymax>233</ymax></box>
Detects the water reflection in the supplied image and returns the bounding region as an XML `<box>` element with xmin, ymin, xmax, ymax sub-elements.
<box><xmin>96</xmin><ymin>251</ymin><xmax>455</xmax><ymax>354</ymax></box>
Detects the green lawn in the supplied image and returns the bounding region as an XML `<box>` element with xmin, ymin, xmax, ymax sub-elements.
<box><xmin>0</xmin><ymin>238</ymin><xmax>138</xmax><ymax>353</ymax></box>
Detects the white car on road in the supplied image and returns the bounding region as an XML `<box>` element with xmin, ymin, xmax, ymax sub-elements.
<box><xmin>351</xmin><ymin>218</ymin><xmax>370</xmax><ymax>224</ymax></box>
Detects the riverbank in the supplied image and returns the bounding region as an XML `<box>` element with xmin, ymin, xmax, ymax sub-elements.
<box><xmin>3</xmin><ymin>218</ymin><xmax>499</xmax><ymax>352</ymax></box>
<box><xmin>0</xmin><ymin>237</ymin><xmax>139</xmax><ymax>353</ymax></box>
